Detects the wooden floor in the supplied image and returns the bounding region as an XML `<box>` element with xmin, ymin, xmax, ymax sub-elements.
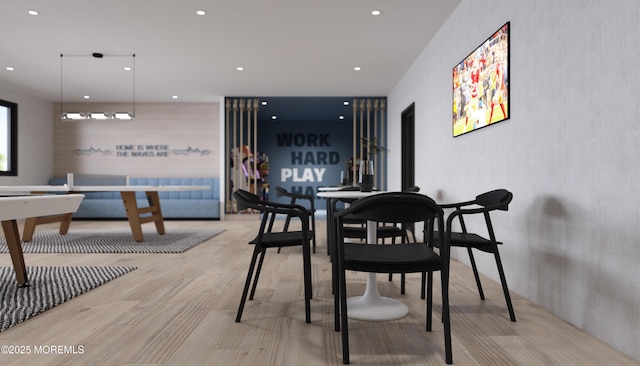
<box><xmin>0</xmin><ymin>216</ymin><xmax>638</xmax><ymax>366</ymax></box>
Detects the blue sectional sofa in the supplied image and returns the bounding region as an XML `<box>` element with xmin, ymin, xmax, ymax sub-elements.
<box><xmin>48</xmin><ymin>176</ymin><xmax>220</xmax><ymax>219</ymax></box>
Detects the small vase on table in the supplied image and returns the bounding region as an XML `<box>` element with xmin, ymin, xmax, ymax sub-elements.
<box><xmin>358</xmin><ymin>160</ymin><xmax>375</xmax><ymax>192</ymax></box>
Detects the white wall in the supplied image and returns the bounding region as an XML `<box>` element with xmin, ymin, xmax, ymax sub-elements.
<box><xmin>387</xmin><ymin>0</ymin><xmax>640</xmax><ymax>360</ymax></box>
<box><xmin>0</xmin><ymin>84</ymin><xmax>54</xmax><ymax>185</ymax></box>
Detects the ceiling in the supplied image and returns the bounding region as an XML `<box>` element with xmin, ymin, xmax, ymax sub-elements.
<box><xmin>0</xmin><ymin>0</ymin><xmax>459</xmax><ymax>106</ymax></box>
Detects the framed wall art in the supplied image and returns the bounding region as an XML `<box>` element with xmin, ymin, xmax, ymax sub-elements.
<box><xmin>452</xmin><ymin>21</ymin><xmax>510</xmax><ymax>137</ymax></box>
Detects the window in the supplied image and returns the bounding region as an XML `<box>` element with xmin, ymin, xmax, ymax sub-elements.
<box><xmin>0</xmin><ymin>99</ymin><xmax>18</xmax><ymax>176</ymax></box>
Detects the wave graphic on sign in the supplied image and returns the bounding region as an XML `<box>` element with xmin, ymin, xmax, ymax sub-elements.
<box><xmin>74</xmin><ymin>146</ymin><xmax>113</xmax><ymax>156</ymax></box>
<box><xmin>172</xmin><ymin>146</ymin><xmax>211</xmax><ymax>156</ymax></box>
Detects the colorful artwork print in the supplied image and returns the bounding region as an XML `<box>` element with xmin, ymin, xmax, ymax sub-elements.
<box><xmin>452</xmin><ymin>22</ymin><xmax>509</xmax><ymax>137</ymax></box>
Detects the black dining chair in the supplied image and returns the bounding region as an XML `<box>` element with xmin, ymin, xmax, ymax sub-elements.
<box><xmin>333</xmin><ymin>192</ymin><xmax>452</xmax><ymax>364</ymax></box>
<box><xmin>275</xmin><ymin>186</ymin><xmax>317</xmax><ymax>253</ymax></box>
<box><xmin>432</xmin><ymin>188</ymin><xmax>516</xmax><ymax>322</ymax></box>
<box><xmin>232</xmin><ymin>189</ymin><xmax>313</xmax><ymax>323</ymax></box>
<box><xmin>327</xmin><ymin>186</ymin><xmax>415</xmax><ymax>295</ymax></box>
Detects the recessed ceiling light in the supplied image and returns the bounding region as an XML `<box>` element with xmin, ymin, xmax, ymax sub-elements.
<box><xmin>354</xmin><ymin>66</ymin><xmax>362</xmax><ymax>71</ymax></box>
<box><xmin>6</xmin><ymin>67</ymin><xmax>14</xmax><ymax>71</ymax></box>
<box><xmin>339</xmin><ymin>115</ymin><xmax>345</xmax><ymax>120</ymax></box>
<box><xmin>28</xmin><ymin>10</ymin><xmax>39</xmax><ymax>16</ymax></box>
<box><xmin>271</xmin><ymin>115</ymin><xmax>277</xmax><ymax>120</ymax></box>
<box><xmin>236</xmin><ymin>66</ymin><xmax>244</xmax><ymax>71</ymax></box>
<box><xmin>371</xmin><ymin>10</ymin><xmax>381</xmax><ymax>16</ymax></box>
<box><xmin>343</xmin><ymin>101</ymin><xmax>349</xmax><ymax>106</ymax></box>
<box><xmin>123</xmin><ymin>66</ymin><xmax>132</xmax><ymax>71</ymax></box>
<box><xmin>83</xmin><ymin>95</ymin><xmax>90</xmax><ymax>99</ymax></box>
<box><xmin>172</xmin><ymin>95</ymin><xmax>179</xmax><ymax>99</ymax></box>
<box><xmin>261</xmin><ymin>101</ymin><xmax>268</xmax><ymax>106</ymax></box>
<box><xmin>196</xmin><ymin>10</ymin><xmax>206</xmax><ymax>16</ymax></box>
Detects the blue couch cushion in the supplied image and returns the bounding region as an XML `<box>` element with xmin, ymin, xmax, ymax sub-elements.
<box><xmin>47</xmin><ymin>176</ymin><xmax>220</xmax><ymax>219</ymax></box>
<box><xmin>128</xmin><ymin>177</ymin><xmax>219</xmax><ymax>200</ymax></box>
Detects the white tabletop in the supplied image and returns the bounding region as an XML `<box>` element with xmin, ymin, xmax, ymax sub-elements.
<box><xmin>0</xmin><ymin>185</ymin><xmax>70</xmax><ymax>193</ymax></box>
<box><xmin>71</xmin><ymin>185</ymin><xmax>210</xmax><ymax>192</ymax></box>
<box><xmin>317</xmin><ymin>190</ymin><xmax>384</xmax><ymax>199</ymax></box>
<box><xmin>0</xmin><ymin>194</ymin><xmax>84</xmax><ymax>221</ymax></box>
<box><xmin>0</xmin><ymin>185</ymin><xmax>209</xmax><ymax>193</ymax></box>
<box><xmin>318</xmin><ymin>186</ymin><xmax>352</xmax><ymax>192</ymax></box>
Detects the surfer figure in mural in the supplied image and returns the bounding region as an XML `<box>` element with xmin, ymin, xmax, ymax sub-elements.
<box><xmin>256</xmin><ymin>153</ymin><xmax>270</xmax><ymax>201</ymax></box>
<box><xmin>230</xmin><ymin>146</ymin><xmax>270</xmax><ymax>206</ymax></box>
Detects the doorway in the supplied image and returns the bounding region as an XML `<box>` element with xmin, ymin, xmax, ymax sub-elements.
<box><xmin>401</xmin><ymin>103</ymin><xmax>415</xmax><ymax>190</ymax></box>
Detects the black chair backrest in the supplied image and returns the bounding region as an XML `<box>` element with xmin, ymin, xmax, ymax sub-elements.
<box><xmin>340</xmin><ymin>192</ymin><xmax>443</xmax><ymax>224</ymax></box>
<box><xmin>275</xmin><ymin>186</ymin><xmax>314</xmax><ymax>209</ymax></box>
<box><xmin>275</xmin><ymin>186</ymin><xmax>288</xmax><ymax>197</ymax></box>
<box><xmin>233</xmin><ymin>189</ymin><xmax>262</xmax><ymax>211</ymax></box>
<box><xmin>475</xmin><ymin>189</ymin><xmax>512</xmax><ymax>211</ymax></box>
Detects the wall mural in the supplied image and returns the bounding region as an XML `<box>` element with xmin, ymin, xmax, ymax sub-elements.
<box><xmin>224</xmin><ymin>97</ymin><xmax>386</xmax><ymax>213</ymax></box>
<box><xmin>258</xmin><ymin>120</ymin><xmax>353</xmax><ymax>207</ymax></box>
<box><xmin>74</xmin><ymin>145</ymin><xmax>212</xmax><ymax>157</ymax></box>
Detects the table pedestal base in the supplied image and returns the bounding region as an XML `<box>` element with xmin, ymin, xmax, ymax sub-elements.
<box><xmin>347</xmin><ymin>296</ymin><xmax>409</xmax><ymax>321</ymax></box>
<box><xmin>346</xmin><ymin>273</ymin><xmax>408</xmax><ymax>321</ymax></box>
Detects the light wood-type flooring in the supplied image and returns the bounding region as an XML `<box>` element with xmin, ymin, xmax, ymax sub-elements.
<box><xmin>0</xmin><ymin>216</ymin><xmax>638</xmax><ymax>366</ymax></box>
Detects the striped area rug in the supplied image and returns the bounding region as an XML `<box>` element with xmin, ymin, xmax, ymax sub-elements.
<box><xmin>0</xmin><ymin>266</ymin><xmax>137</xmax><ymax>332</ymax></box>
<box><xmin>0</xmin><ymin>228</ymin><xmax>224</xmax><ymax>254</ymax></box>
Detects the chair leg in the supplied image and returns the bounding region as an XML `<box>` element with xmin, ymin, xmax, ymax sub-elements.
<box><xmin>467</xmin><ymin>247</ymin><xmax>486</xmax><ymax>300</ymax></box>
<box><xmin>311</xmin><ymin>214</ymin><xmax>317</xmax><ymax>254</ymax></box>
<box><xmin>332</xmin><ymin>229</ymin><xmax>341</xmax><ymax>331</ymax></box>
<box><xmin>249</xmin><ymin>249</ymin><xmax>267</xmax><ymax>300</ymax></box>
<box><xmin>339</xmin><ymin>265</ymin><xmax>350</xmax><ymax>364</ymax></box>
<box><xmin>386</xmin><ymin>238</ymin><xmax>399</xmax><ymax>286</ymax></box>
<box><xmin>326</xmin><ymin>199</ymin><xmax>332</xmax><ymax>256</ymax></box>
<box><xmin>386</xmin><ymin>272</ymin><xmax>407</xmax><ymax>296</ymax></box>
<box><xmin>426</xmin><ymin>271</ymin><xmax>433</xmax><ymax>331</ymax></box>
<box><xmin>399</xmin><ymin>228</ymin><xmax>409</xmax><ymax>293</ymax></box>
<box><xmin>236</xmin><ymin>247</ymin><xmax>261</xmax><ymax>322</ymax></box>
<box><xmin>421</xmin><ymin>272</ymin><xmax>426</xmax><ymax>299</ymax></box>
<box><xmin>441</xmin><ymin>268</ymin><xmax>453</xmax><ymax>364</ymax></box>
<box><xmin>494</xmin><ymin>249</ymin><xmax>516</xmax><ymax>322</ymax></box>
<box><xmin>333</xmin><ymin>257</ymin><xmax>341</xmax><ymax>331</ymax></box>
<box><xmin>302</xmin><ymin>241</ymin><xmax>312</xmax><ymax>323</ymax></box>
<box><xmin>334</xmin><ymin>273</ymin><xmax>340</xmax><ymax>331</ymax></box>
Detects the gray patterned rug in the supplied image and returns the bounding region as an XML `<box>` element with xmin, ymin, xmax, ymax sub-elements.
<box><xmin>0</xmin><ymin>266</ymin><xmax>136</xmax><ymax>332</ymax></box>
<box><xmin>0</xmin><ymin>228</ymin><xmax>224</xmax><ymax>254</ymax></box>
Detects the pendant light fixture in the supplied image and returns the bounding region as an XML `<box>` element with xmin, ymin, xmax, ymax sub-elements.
<box><xmin>60</xmin><ymin>53</ymin><xmax>136</xmax><ymax>120</ymax></box>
